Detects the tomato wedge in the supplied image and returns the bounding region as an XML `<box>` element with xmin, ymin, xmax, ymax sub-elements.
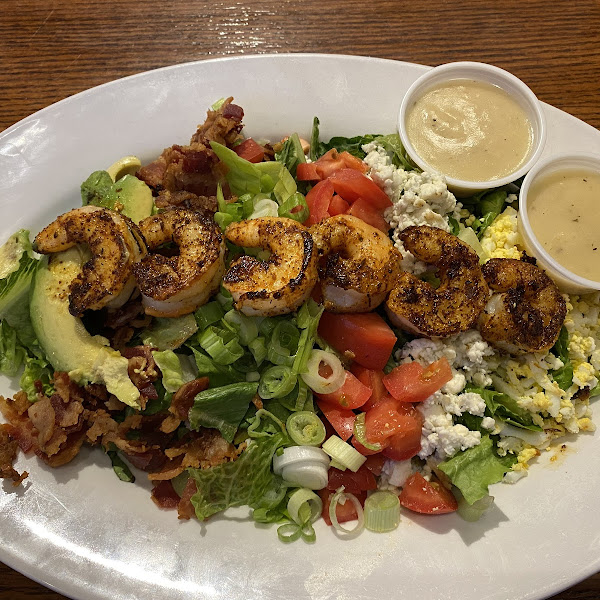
<box><xmin>350</xmin><ymin>366</ymin><xmax>388</xmax><ymax>410</ymax></box>
<box><xmin>399</xmin><ymin>473</ymin><xmax>458</xmax><ymax>514</ymax></box>
<box><xmin>316</xmin><ymin>370</ymin><xmax>371</xmax><ymax>409</ymax></box>
<box><xmin>326</xmin><ymin>464</ymin><xmax>377</xmax><ymax>494</ymax></box>
<box><xmin>233</xmin><ymin>138</ymin><xmax>264</xmax><ymax>163</ymax></box>
<box><xmin>296</xmin><ymin>162</ymin><xmax>320</xmax><ymax>181</ymax></box>
<box><xmin>328</xmin><ymin>194</ymin><xmax>351</xmax><ymax>216</ymax></box>
<box><xmin>316</xmin><ymin>399</ymin><xmax>356</xmax><ymax>441</ymax></box>
<box><xmin>318</xmin><ymin>312</ymin><xmax>397</xmax><ymax>371</ymax></box>
<box><xmin>347</xmin><ymin>197</ymin><xmax>390</xmax><ymax>232</ymax></box>
<box><xmin>328</xmin><ymin>169</ymin><xmax>392</xmax><ymax>209</ymax></box>
<box><xmin>304</xmin><ymin>179</ymin><xmax>334</xmax><ymax>226</ymax></box>
<box><xmin>363</xmin><ymin>453</ymin><xmax>387</xmax><ymax>476</ymax></box>
<box><xmin>364</xmin><ymin>399</ymin><xmax>421</xmax><ymax>445</ymax></box>
<box><xmin>383</xmin><ymin>358</ymin><xmax>453</xmax><ymax>403</ymax></box>
<box><xmin>319</xmin><ymin>489</ymin><xmax>367</xmax><ymax>526</ymax></box>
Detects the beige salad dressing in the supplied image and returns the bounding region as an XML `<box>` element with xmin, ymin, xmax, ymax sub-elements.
<box><xmin>528</xmin><ymin>168</ymin><xmax>600</xmax><ymax>282</ymax></box>
<box><xmin>406</xmin><ymin>79</ymin><xmax>533</xmax><ymax>181</ymax></box>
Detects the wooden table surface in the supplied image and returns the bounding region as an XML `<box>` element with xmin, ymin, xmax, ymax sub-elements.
<box><xmin>1</xmin><ymin>0</ymin><xmax>599</xmax><ymax>598</ymax></box>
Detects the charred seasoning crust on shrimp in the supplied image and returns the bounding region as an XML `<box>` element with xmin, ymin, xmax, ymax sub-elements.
<box><xmin>33</xmin><ymin>206</ymin><xmax>146</xmax><ymax>317</ymax></box>
<box><xmin>133</xmin><ymin>207</ymin><xmax>225</xmax><ymax>316</ymax></box>
<box><xmin>479</xmin><ymin>258</ymin><xmax>567</xmax><ymax>354</ymax></box>
<box><xmin>386</xmin><ymin>225</ymin><xmax>489</xmax><ymax>337</ymax></box>
<box><xmin>223</xmin><ymin>217</ymin><xmax>318</xmax><ymax>316</ymax></box>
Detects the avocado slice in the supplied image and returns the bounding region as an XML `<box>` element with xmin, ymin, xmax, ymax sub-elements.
<box><xmin>81</xmin><ymin>171</ymin><xmax>153</xmax><ymax>224</ymax></box>
<box><xmin>30</xmin><ymin>248</ymin><xmax>140</xmax><ymax>408</ymax></box>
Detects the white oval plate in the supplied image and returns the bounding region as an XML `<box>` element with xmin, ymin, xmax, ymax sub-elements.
<box><xmin>1</xmin><ymin>54</ymin><xmax>600</xmax><ymax>600</ymax></box>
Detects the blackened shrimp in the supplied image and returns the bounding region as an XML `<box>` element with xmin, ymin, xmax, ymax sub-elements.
<box><xmin>478</xmin><ymin>258</ymin><xmax>566</xmax><ymax>354</ymax></box>
<box><xmin>223</xmin><ymin>217</ymin><xmax>318</xmax><ymax>316</ymax></box>
<box><xmin>385</xmin><ymin>225</ymin><xmax>489</xmax><ymax>337</ymax></box>
<box><xmin>133</xmin><ymin>207</ymin><xmax>225</xmax><ymax>317</ymax></box>
<box><xmin>33</xmin><ymin>206</ymin><xmax>146</xmax><ymax>317</ymax></box>
<box><xmin>309</xmin><ymin>215</ymin><xmax>402</xmax><ymax>312</ymax></box>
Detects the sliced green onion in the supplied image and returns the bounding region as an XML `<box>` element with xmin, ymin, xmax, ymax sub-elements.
<box><xmin>279</xmin><ymin>379</ymin><xmax>312</xmax><ymax>412</ymax></box>
<box><xmin>457</xmin><ymin>492</ymin><xmax>495</xmax><ymax>522</ymax></box>
<box><xmin>215</xmin><ymin>286</ymin><xmax>234</xmax><ymax>311</ymax></box>
<box><xmin>287</xmin><ymin>488</ymin><xmax>323</xmax><ymax>526</ymax></box>
<box><xmin>322</xmin><ymin>436</ymin><xmax>366</xmax><ymax>472</ymax></box>
<box><xmin>277</xmin><ymin>522</ymin><xmax>302</xmax><ymax>543</ymax></box>
<box><xmin>259</xmin><ymin>365</ymin><xmax>298</xmax><ymax>399</ymax></box>
<box><xmin>364</xmin><ymin>491</ymin><xmax>400</xmax><ymax>533</ymax></box>
<box><xmin>267</xmin><ymin>321</ymin><xmax>301</xmax><ymax>367</ymax></box>
<box><xmin>248</xmin><ymin>336</ymin><xmax>267</xmax><ymax>365</ymax></box>
<box><xmin>299</xmin><ymin>521</ymin><xmax>316</xmax><ymax>543</ymax></box>
<box><xmin>246</xmin><ymin>371</ymin><xmax>261</xmax><ymax>382</ymax></box>
<box><xmin>301</xmin><ymin>349</ymin><xmax>345</xmax><ymax>394</ymax></box>
<box><xmin>329</xmin><ymin>459</ymin><xmax>347</xmax><ymax>471</ymax></box>
<box><xmin>329</xmin><ymin>487</ymin><xmax>365</xmax><ymax>536</ymax></box>
<box><xmin>198</xmin><ymin>326</ymin><xmax>244</xmax><ymax>365</ymax></box>
<box><xmin>223</xmin><ymin>309</ymin><xmax>259</xmax><ymax>345</ymax></box>
<box><xmin>194</xmin><ymin>301</ymin><xmax>225</xmax><ymax>331</ymax></box>
<box><xmin>286</xmin><ymin>411</ymin><xmax>326</xmax><ymax>446</ymax></box>
<box><xmin>247</xmin><ymin>408</ymin><xmax>287</xmax><ymax>438</ymax></box>
<box><xmin>353</xmin><ymin>413</ymin><xmax>382</xmax><ymax>452</ymax></box>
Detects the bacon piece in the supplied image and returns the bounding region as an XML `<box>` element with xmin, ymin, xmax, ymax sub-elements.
<box><xmin>170</xmin><ymin>377</ymin><xmax>209</xmax><ymax>420</ymax></box>
<box><xmin>123</xmin><ymin>448</ymin><xmax>166</xmax><ymax>472</ymax></box>
<box><xmin>190</xmin><ymin>97</ymin><xmax>244</xmax><ymax>146</ymax></box>
<box><xmin>154</xmin><ymin>190</ymin><xmax>218</xmax><ymax>214</ymax></box>
<box><xmin>0</xmin><ymin>424</ymin><xmax>28</xmax><ymax>485</ymax></box>
<box><xmin>177</xmin><ymin>477</ymin><xmax>198</xmax><ymax>520</ymax></box>
<box><xmin>151</xmin><ymin>480</ymin><xmax>181</xmax><ymax>509</ymax></box>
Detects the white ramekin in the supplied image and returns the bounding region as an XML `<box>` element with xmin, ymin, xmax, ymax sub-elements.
<box><xmin>518</xmin><ymin>153</ymin><xmax>600</xmax><ymax>294</ymax></box>
<box><xmin>398</xmin><ymin>61</ymin><xmax>547</xmax><ymax>196</ymax></box>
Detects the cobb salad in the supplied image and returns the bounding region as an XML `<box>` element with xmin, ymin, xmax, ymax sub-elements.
<box><xmin>0</xmin><ymin>97</ymin><xmax>597</xmax><ymax>543</ymax></box>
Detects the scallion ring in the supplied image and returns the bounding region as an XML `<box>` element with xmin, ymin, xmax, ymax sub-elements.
<box><xmin>353</xmin><ymin>412</ymin><xmax>382</xmax><ymax>452</ymax></box>
<box><xmin>301</xmin><ymin>349</ymin><xmax>345</xmax><ymax>394</ymax></box>
<box><xmin>286</xmin><ymin>411</ymin><xmax>326</xmax><ymax>446</ymax></box>
<box><xmin>259</xmin><ymin>365</ymin><xmax>298</xmax><ymax>399</ymax></box>
<box><xmin>287</xmin><ymin>488</ymin><xmax>323</xmax><ymax>526</ymax></box>
<box><xmin>364</xmin><ymin>491</ymin><xmax>400</xmax><ymax>533</ymax></box>
<box><xmin>277</xmin><ymin>522</ymin><xmax>302</xmax><ymax>543</ymax></box>
<box><xmin>329</xmin><ymin>487</ymin><xmax>365</xmax><ymax>536</ymax></box>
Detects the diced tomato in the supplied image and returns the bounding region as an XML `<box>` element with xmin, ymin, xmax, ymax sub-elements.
<box><xmin>350</xmin><ymin>366</ymin><xmax>388</xmax><ymax>411</ymax></box>
<box><xmin>318</xmin><ymin>312</ymin><xmax>397</xmax><ymax>371</ymax></box>
<box><xmin>399</xmin><ymin>473</ymin><xmax>458</xmax><ymax>515</ymax></box>
<box><xmin>363</xmin><ymin>453</ymin><xmax>387</xmax><ymax>476</ymax></box>
<box><xmin>339</xmin><ymin>151</ymin><xmax>369</xmax><ymax>173</ymax></box>
<box><xmin>351</xmin><ymin>436</ymin><xmax>384</xmax><ymax>456</ymax></box>
<box><xmin>319</xmin><ymin>488</ymin><xmax>367</xmax><ymax>526</ymax></box>
<box><xmin>312</xmin><ymin>149</ymin><xmax>368</xmax><ymax>180</ymax></box>
<box><xmin>326</xmin><ymin>464</ymin><xmax>377</xmax><ymax>494</ymax></box>
<box><xmin>328</xmin><ymin>194</ymin><xmax>350</xmax><ymax>216</ymax></box>
<box><xmin>296</xmin><ymin>162</ymin><xmax>321</xmax><ymax>181</ymax></box>
<box><xmin>316</xmin><ymin>370</ymin><xmax>371</xmax><ymax>410</ymax></box>
<box><xmin>233</xmin><ymin>138</ymin><xmax>264</xmax><ymax>163</ymax></box>
<box><xmin>381</xmin><ymin>404</ymin><xmax>423</xmax><ymax>461</ymax></box>
<box><xmin>364</xmin><ymin>399</ymin><xmax>421</xmax><ymax>445</ymax></box>
<box><xmin>304</xmin><ymin>179</ymin><xmax>334</xmax><ymax>226</ymax></box>
<box><xmin>347</xmin><ymin>197</ymin><xmax>390</xmax><ymax>232</ymax></box>
<box><xmin>383</xmin><ymin>358</ymin><xmax>453</xmax><ymax>403</ymax></box>
<box><xmin>328</xmin><ymin>169</ymin><xmax>392</xmax><ymax>210</ymax></box>
<box><xmin>317</xmin><ymin>399</ymin><xmax>356</xmax><ymax>441</ymax></box>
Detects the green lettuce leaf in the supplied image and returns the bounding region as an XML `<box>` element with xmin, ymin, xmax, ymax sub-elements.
<box><xmin>372</xmin><ymin>133</ymin><xmax>417</xmax><ymax>171</ymax></box>
<box><xmin>274</xmin><ymin>133</ymin><xmax>306</xmax><ymax>178</ymax></box>
<box><xmin>188</xmin><ymin>433</ymin><xmax>285</xmax><ymax>520</ymax></box>
<box><xmin>438</xmin><ymin>435</ymin><xmax>517</xmax><ymax>504</ymax></box>
<box><xmin>152</xmin><ymin>350</ymin><xmax>192</xmax><ymax>393</ymax></box>
<box><xmin>141</xmin><ymin>314</ymin><xmax>198</xmax><ymax>351</ymax></box>
<box><xmin>0</xmin><ymin>320</ymin><xmax>27</xmax><ymax>376</ymax></box>
<box><xmin>20</xmin><ymin>355</ymin><xmax>54</xmax><ymax>401</ymax></box>
<box><xmin>188</xmin><ymin>381</ymin><xmax>259</xmax><ymax>442</ymax></box>
<box><xmin>465</xmin><ymin>384</ymin><xmax>541</xmax><ymax>431</ymax></box>
<box><xmin>550</xmin><ymin>326</ymin><xmax>573</xmax><ymax>391</ymax></box>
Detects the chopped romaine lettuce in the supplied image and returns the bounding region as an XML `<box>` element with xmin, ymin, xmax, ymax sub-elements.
<box><xmin>188</xmin><ymin>433</ymin><xmax>285</xmax><ymax>520</ymax></box>
<box><xmin>188</xmin><ymin>381</ymin><xmax>259</xmax><ymax>442</ymax></box>
<box><xmin>141</xmin><ymin>314</ymin><xmax>198</xmax><ymax>351</ymax></box>
<box><xmin>438</xmin><ymin>435</ymin><xmax>517</xmax><ymax>505</ymax></box>
<box><xmin>550</xmin><ymin>326</ymin><xmax>573</xmax><ymax>391</ymax></box>
<box><xmin>20</xmin><ymin>355</ymin><xmax>54</xmax><ymax>401</ymax></box>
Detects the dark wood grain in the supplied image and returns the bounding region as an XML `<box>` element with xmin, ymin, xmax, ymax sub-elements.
<box><xmin>0</xmin><ymin>0</ymin><xmax>599</xmax><ymax>598</ymax></box>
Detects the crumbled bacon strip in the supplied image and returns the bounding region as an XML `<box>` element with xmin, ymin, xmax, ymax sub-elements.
<box><xmin>151</xmin><ymin>479</ymin><xmax>181</xmax><ymax>509</ymax></box>
<box><xmin>0</xmin><ymin>424</ymin><xmax>28</xmax><ymax>485</ymax></box>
